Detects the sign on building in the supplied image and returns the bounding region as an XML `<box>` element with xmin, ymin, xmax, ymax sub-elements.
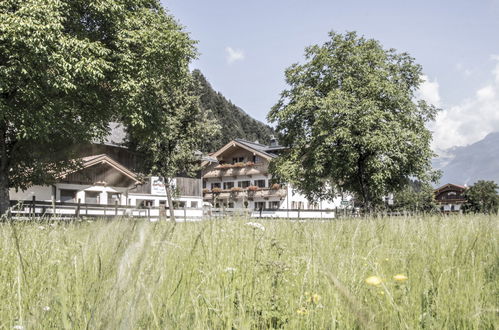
<box><xmin>151</xmin><ymin>176</ymin><xmax>166</xmax><ymax>195</ymax></box>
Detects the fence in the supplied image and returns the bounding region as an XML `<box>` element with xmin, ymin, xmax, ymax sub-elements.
<box><xmin>7</xmin><ymin>199</ymin><xmax>203</xmax><ymax>221</ymax></box>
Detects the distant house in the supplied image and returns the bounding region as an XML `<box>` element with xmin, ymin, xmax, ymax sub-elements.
<box><xmin>434</xmin><ymin>183</ymin><xmax>467</xmax><ymax>212</ymax></box>
<box><xmin>201</xmin><ymin>138</ymin><xmax>350</xmax><ymax>217</ymax></box>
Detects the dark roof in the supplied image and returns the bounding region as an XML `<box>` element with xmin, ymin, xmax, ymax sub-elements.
<box><xmin>234</xmin><ymin>138</ymin><xmax>285</xmax><ymax>157</ymax></box>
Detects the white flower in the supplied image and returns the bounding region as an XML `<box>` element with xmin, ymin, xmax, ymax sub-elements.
<box><xmin>245</xmin><ymin>222</ymin><xmax>265</xmax><ymax>231</ymax></box>
<box><xmin>225</xmin><ymin>267</ymin><xmax>237</xmax><ymax>273</ymax></box>
<box><xmin>43</xmin><ymin>306</ymin><xmax>50</xmax><ymax>311</ymax></box>
<box><xmin>38</xmin><ymin>226</ymin><xmax>45</xmax><ymax>230</ymax></box>
<box><xmin>13</xmin><ymin>325</ymin><xmax>24</xmax><ymax>330</ymax></box>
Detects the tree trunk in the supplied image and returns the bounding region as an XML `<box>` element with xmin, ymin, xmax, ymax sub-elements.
<box><xmin>0</xmin><ymin>124</ymin><xmax>10</xmax><ymax>217</ymax></box>
<box><xmin>166</xmin><ymin>181</ymin><xmax>176</xmax><ymax>222</ymax></box>
<box><xmin>0</xmin><ymin>173</ymin><xmax>9</xmax><ymax>217</ymax></box>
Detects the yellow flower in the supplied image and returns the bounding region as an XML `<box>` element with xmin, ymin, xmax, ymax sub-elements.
<box><xmin>379</xmin><ymin>290</ymin><xmax>385</xmax><ymax>295</ymax></box>
<box><xmin>296</xmin><ymin>307</ymin><xmax>308</xmax><ymax>315</ymax></box>
<box><xmin>307</xmin><ymin>293</ymin><xmax>321</xmax><ymax>304</ymax></box>
<box><xmin>365</xmin><ymin>276</ymin><xmax>382</xmax><ymax>286</ymax></box>
<box><xmin>393</xmin><ymin>274</ymin><xmax>408</xmax><ymax>282</ymax></box>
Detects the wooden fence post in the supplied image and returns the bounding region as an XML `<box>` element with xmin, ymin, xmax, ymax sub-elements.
<box><xmin>184</xmin><ymin>205</ymin><xmax>187</xmax><ymax>221</ymax></box>
<box><xmin>31</xmin><ymin>195</ymin><xmax>36</xmax><ymax>219</ymax></box>
<box><xmin>115</xmin><ymin>201</ymin><xmax>118</xmax><ymax>217</ymax></box>
<box><xmin>147</xmin><ymin>207</ymin><xmax>151</xmax><ymax>222</ymax></box>
<box><xmin>76</xmin><ymin>198</ymin><xmax>81</xmax><ymax>218</ymax></box>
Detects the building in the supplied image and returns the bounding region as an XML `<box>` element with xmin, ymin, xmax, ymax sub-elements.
<box><xmin>434</xmin><ymin>183</ymin><xmax>467</xmax><ymax>212</ymax></box>
<box><xmin>201</xmin><ymin>138</ymin><xmax>349</xmax><ymax>217</ymax></box>
<box><xmin>9</xmin><ymin>147</ymin><xmax>203</xmax><ymax>218</ymax></box>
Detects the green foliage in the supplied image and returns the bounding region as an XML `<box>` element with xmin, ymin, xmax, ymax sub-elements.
<box><xmin>0</xmin><ymin>216</ymin><xmax>497</xmax><ymax>328</ymax></box>
<box><xmin>391</xmin><ymin>180</ymin><xmax>437</xmax><ymax>213</ymax></box>
<box><xmin>268</xmin><ymin>31</ymin><xmax>439</xmax><ymax>210</ymax></box>
<box><xmin>463</xmin><ymin>180</ymin><xmax>499</xmax><ymax>214</ymax></box>
<box><xmin>192</xmin><ymin>70</ymin><xmax>274</xmax><ymax>152</ymax></box>
<box><xmin>0</xmin><ymin>0</ymin><xmax>201</xmax><ymax>214</ymax></box>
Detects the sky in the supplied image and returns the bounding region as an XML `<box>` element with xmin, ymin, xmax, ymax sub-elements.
<box><xmin>162</xmin><ymin>0</ymin><xmax>499</xmax><ymax>153</ymax></box>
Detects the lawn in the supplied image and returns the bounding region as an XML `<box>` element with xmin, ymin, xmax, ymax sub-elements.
<box><xmin>0</xmin><ymin>215</ymin><xmax>497</xmax><ymax>329</ymax></box>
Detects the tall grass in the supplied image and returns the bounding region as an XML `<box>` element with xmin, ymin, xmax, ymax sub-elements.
<box><xmin>0</xmin><ymin>215</ymin><xmax>497</xmax><ymax>329</ymax></box>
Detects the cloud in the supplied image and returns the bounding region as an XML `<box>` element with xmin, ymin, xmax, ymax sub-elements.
<box><xmin>225</xmin><ymin>46</ymin><xmax>245</xmax><ymax>64</ymax></box>
<box><xmin>455</xmin><ymin>63</ymin><xmax>473</xmax><ymax>77</ymax></box>
<box><xmin>430</xmin><ymin>56</ymin><xmax>499</xmax><ymax>153</ymax></box>
<box><xmin>418</xmin><ymin>75</ymin><xmax>441</xmax><ymax>107</ymax></box>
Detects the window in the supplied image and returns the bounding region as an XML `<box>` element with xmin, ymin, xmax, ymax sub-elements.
<box><xmin>202</xmin><ymin>180</ymin><xmax>206</xmax><ymax>189</ymax></box>
<box><xmin>85</xmin><ymin>191</ymin><xmax>100</xmax><ymax>204</ymax></box>
<box><xmin>137</xmin><ymin>199</ymin><xmax>154</xmax><ymax>208</ymax></box>
<box><xmin>60</xmin><ymin>190</ymin><xmax>77</xmax><ymax>203</ymax></box>
<box><xmin>309</xmin><ymin>202</ymin><xmax>319</xmax><ymax>210</ymax></box>
<box><xmin>232</xmin><ymin>157</ymin><xmax>245</xmax><ymax>164</ymax></box>
<box><xmin>223</xmin><ymin>182</ymin><xmax>234</xmax><ymax>190</ymax></box>
<box><xmin>108</xmin><ymin>192</ymin><xmax>121</xmax><ymax>205</ymax></box>
<box><xmin>173</xmin><ymin>201</ymin><xmax>186</xmax><ymax>208</ymax></box>
<box><xmin>211</xmin><ymin>182</ymin><xmax>221</xmax><ymax>189</ymax></box>
<box><xmin>291</xmin><ymin>201</ymin><xmax>304</xmax><ymax>209</ymax></box>
<box><xmin>253</xmin><ymin>156</ymin><xmax>263</xmax><ymax>163</ymax></box>
<box><xmin>254</xmin><ymin>179</ymin><xmax>266</xmax><ymax>188</ymax></box>
<box><xmin>228</xmin><ymin>202</ymin><xmax>234</xmax><ymax>208</ymax></box>
<box><xmin>191</xmin><ymin>201</ymin><xmax>198</xmax><ymax>208</ymax></box>
<box><xmin>238</xmin><ymin>181</ymin><xmax>251</xmax><ymax>188</ymax></box>
<box><xmin>269</xmin><ymin>201</ymin><xmax>280</xmax><ymax>209</ymax></box>
<box><xmin>255</xmin><ymin>201</ymin><xmax>266</xmax><ymax>210</ymax></box>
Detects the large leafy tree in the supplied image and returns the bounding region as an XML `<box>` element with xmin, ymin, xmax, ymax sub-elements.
<box><xmin>463</xmin><ymin>180</ymin><xmax>499</xmax><ymax>214</ymax></box>
<box><xmin>268</xmin><ymin>31</ymin><xmax>439</xmax><ymax>210</ymax></box>
<box><xmin>391</xmin><ymin>180</ymin><xmax>437</xmax><ymax>213</ymax></box>
<box><xmin>0</xmin><ymin>0</ymin><xmax>198</xmax><ymax>215</ymax></box>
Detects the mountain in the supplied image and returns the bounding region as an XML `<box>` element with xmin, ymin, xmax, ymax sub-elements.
<box><xmin>192</xmin><ymin>70</ymin><xmax>274</xmax><ymax>152</ymax></box>
<box><xmin>434</xmin><ymin>132</ymin><xmax>499</xmax><ymax>186</ymax></box>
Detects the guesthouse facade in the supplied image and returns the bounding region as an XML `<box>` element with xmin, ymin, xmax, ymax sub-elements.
<box><xmin>201</xmin><ymin>138</ymin><xmax>350</xmax><ymax>217</ymax></box>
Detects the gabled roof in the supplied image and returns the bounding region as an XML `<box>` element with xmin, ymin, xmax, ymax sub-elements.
<box><xmin>201</xmin><ymin>139</ymin><xmax>277</xmax><ymax>167</ymax></box>
<box><xmin>59</xmin><ymin>154</ymin><xmax>140</xmax><ymax>184</ymax></box>
<box><xmin>434</xmin><ymin>183</ymin><xmax>467</xmax><ymax>194</ymax></box>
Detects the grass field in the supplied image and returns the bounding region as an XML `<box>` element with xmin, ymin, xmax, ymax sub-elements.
<box><xmin>0</xmin><ymin>215</ymin><xmax>497</xmax><ymax>329</ymax></box>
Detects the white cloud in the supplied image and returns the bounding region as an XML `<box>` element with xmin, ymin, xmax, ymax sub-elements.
<box><xmin>225</xmin><ymin>46</ymin><xmax>245</xmax><ymax>64</ymax></box>
<box><xmin>430</xmin><ymin>56</ymin><xmax>499</xmax><ymax>153</ymax></box>
<box><xmin>455</xmin><ymin>63</ymin><xmax>473</xmax><ymax>77</ymax></box>
<box><xmin>418</xmin><ymin>75</ymin><xmax>441</xmax><ymax>107</ymax></box>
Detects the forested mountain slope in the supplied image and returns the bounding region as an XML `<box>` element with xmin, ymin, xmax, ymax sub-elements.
<box><xmin>192</xmin><ymin>70</ymin><xmax>274</xmax><ymax>152</ymax></box>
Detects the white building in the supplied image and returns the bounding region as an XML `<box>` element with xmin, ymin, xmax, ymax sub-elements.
<box><xmin>202</xmin><ymin>139</ymin><xmax>350</xmax><ymax>217</ymax></box>
<box><xmin>9</xmin><ymin>153</ymin><xmax>203</xmax><ymax>218</ymax></box>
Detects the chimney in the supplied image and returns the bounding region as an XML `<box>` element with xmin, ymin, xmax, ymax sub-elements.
<box><xmin>269</xmin><ymin>135</ymin><xmax>278</xmax><ymax>147</ymax></box>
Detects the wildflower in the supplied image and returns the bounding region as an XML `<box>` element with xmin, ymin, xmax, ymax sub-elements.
<box><xmin>245</xmin><ymin>222</ymin><xmax>265</xmax><ymax>231</ymax></box>
<box><xmin>13</xmin><ymin>325</ymin><xmax>24</xmax><ymax>330</ymax></box>
<box><xmin>365</xmin><ymin>276</ymin><xmax>382</xmax><ymax>286</ymax></box>
<box><xmin>379</xmin><ymin>291</ymin><xmax>385</xmax><ymax>295</ymax></box>
<box><xmin>393</xmin><ymin>274</ymin><xmax>408</xmax><ymax>282</ymax></box>
<box><xmin>43</xmin><ymin>306</ymin><xmax>50</xmax><ymax>311</ymax></box>
<box><xmin>38</xmin><ymin>226</ymin><xmax>45</xmax><ymax>230</ymax></box>
<box><xmin>307</xmin><ymin>293</ymin><xmax>321</xmax><ymax>304</ymax></box>
<box><xmin>225</xmin><ymin>267</ymin><xmax>237</xmax><ymax>273</ymax></box>
<box><xmin>296</xmin><ymin>307</ymin><xmax>308</xmax><ymax>315</ymax></box>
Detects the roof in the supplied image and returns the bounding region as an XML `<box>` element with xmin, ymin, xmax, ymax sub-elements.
<box><xmin>60</xmin><ymin>154</ymin><xmax>140</xmax><ymax>184</ymax></box>
<box><xmin>434</xmin><ymin>183</ymin><xmax>467</xmax><ymax>193</ymax></box>
<box><xmin>234</xmin><ymin>139</ymin><xmax>278</xmax><ymax>158</ymax></box>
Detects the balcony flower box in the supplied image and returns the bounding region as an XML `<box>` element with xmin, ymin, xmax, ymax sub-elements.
<box><xmin>270</xmin><ymin>183</ymin><xmax>281</xmax><ymax>190</ymax></box>
<box><xmin>202</xmin><ymin>188</ymin><xmax>210</xmax><ymax>194</ymax></box>
<box><xmin>211</xmin><ymin>187</ymin><xmax>222</xmax><ymax>193</ymax></box>
<box><xmin>231</xmin><ymin>187</ymin><xmax>243</xmax><ymax>192</ymax></box>
<box><xmin>247</xmin><ymin>185</ymin><xmax>260</xmax><ymax>192</ymax></box>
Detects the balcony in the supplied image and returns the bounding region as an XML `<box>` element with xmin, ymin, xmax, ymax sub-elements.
<box><xmin>203</xmin><ymin>162</ymin><xmax>268</xmax><ymax>178</ymax></box>
<box><xmin>203</xmin><ymin>186</ymin><xmax>287</xmax><ymax>201</ymax></box>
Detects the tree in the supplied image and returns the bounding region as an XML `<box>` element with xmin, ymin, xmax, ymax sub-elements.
<box><xmin>391</xmin><ymin>180</ymin><xmax>437</xmax><ymax>213</ymax></box>
<box><xmin>463</xmin><ymin>180</ymin><xmax>499</xmax><ymax>214</ymax></box>
<box><xmin>268</xmin><ymin>31</ymin><xmax>439</xmax><ymax>211</ymax></box>
<box><xmin>0</xmin><ymin>0</ymin><xmax>198</xmax><ymax>215</ymax></box>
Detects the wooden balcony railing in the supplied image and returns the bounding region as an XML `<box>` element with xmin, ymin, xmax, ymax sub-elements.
<box><xmin>203</xmin><ymin>187</ymin><xmax>287</xmax><ymax>200</ymax></box>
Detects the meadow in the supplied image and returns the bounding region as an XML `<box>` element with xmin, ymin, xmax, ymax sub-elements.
<box><xmin>0</xmin><ymin>215</ymin><xmax>497</xmax><ymax>329</ymax></box>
